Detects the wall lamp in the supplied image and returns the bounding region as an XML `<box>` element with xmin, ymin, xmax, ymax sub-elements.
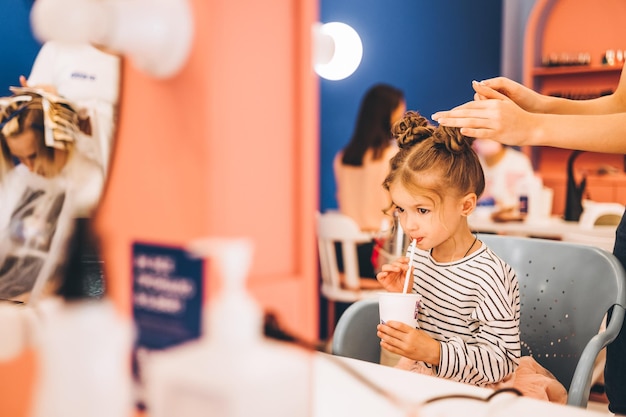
<box><xmin>313</xmin><ymin>22</ymin><xmax>363</xmax><ymax>81</ymax></box>
<box><xmin>30</xmin><ymin>0</ymin><xmax>194</xmax><ymax>79</ymax></box>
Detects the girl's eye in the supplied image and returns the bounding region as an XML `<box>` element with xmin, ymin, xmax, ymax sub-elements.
<box><xmin>394</xmin><ymin>206</ymin><xmax>404</xmax><ymax>214</ymax></box>
<box><xmin>418</xmin><ymin>208</ymin><xmax>429</xmax><ymax>214</ymax></box>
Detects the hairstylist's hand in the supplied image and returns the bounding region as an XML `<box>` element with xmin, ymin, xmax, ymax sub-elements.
<box><xmin>377</xmin><ymin>321</ymin><xmax>441</xmax><ymax>365</ymax></box>
<box><xmin>19</xmin><ymin>75</ymin><xmax>58</xmax><ymax>94</ymax></box>
<box><xmin>432</xmin><ymin>85</ymin><xmax>538</xmax><ymax>146</ymax></box>
<box><xmin>376</xmin><ymin>256</ymin><xmax>412</xmax><ymax>293</ymax></box>
<box><xmin>472</xmin><ymin>78</ymin><xmax>544</xmax><ymax>112</ymax></box>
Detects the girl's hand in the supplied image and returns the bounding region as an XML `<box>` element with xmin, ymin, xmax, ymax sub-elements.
<box><xmin>377</xmin><ymin>321</ymin><xmax>441</xmax><ymax>365</ymax></box>
<box><xmin>376</xmin><ymin>256</ymin><xmax>411</xmax><ymax>293</ymax></box>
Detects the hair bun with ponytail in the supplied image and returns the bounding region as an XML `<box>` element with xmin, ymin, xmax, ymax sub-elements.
<box><xmin>391</xmin><ymin>110</ymin><xmax>434</xmax><ymax>149</ymax></box>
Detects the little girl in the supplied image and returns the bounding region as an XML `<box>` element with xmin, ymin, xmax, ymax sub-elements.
<box><xmin>376</xmin><ymin>111</ymin><xmax>566</xmax><ymax>402</ymax></box>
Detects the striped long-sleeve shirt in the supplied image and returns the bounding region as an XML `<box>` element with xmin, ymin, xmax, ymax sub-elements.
<box><xmin>408</xmin><ymin>241</ymin><xmax>520</xmax><ymax>386</ymax></box>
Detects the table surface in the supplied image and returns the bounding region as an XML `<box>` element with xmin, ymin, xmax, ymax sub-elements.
<box><xmin>468</xmin><ymin>214</ymin><xmax>617</xmax><ymax>239</ymax></box>
<box><xmin>138</xmin><ymin>348</ymin><xmax>609</xmax><ymax>416</ymax></box>
<box><xmin>313</xmin><ymin>353</ymin><xmax>608</xmax><ymax>417</ymax></box>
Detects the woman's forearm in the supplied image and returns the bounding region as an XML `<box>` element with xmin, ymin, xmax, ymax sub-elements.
<box><xmin>531</xmin><ymin>112</ymin><xmax>626</xmax><ymax>153</ymax></box>
<box><xmin>541</xmin><ymin>65</ymin><xmax>626</xmax><ymax>115</ymax></box>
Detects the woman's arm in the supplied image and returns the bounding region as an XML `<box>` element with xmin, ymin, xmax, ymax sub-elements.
<box><xmin>432</xmin><ymin>66</ymin><xmax>626</xmax><ymax>153</ymax></box>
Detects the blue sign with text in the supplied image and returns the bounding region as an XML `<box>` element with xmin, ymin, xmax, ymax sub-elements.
<box><xmin>132</xmin><ymin>241</ymin><xmax>204</xmax><ymax>350</ymax></box>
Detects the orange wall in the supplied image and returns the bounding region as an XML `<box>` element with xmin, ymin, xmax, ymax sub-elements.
<box><xmin>98</xmin><ymin>0</ymin><xmax>319</xmax><ymax>341</ymax></box>
<box><xmin>0</xmin><ymin>0</ymin><xmax>319</xmax><ymax>414</ymax></box>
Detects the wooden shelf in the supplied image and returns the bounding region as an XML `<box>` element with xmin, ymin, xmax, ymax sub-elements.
<box><xmin>523</xmin><ymin>0</ymin><xmax>626</xmax><ymax>213</ymax></box>
<box><xmin>532</xmin><ymin>64</ymin><xmax>623</xmax><ymax>77</ymax></box>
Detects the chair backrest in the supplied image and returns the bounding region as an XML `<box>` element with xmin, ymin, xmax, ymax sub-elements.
<box><xmin>331</xmin><ymin>297</ymin><xmax>381</xmax><ymax>364</ymax></box>
<box><xmin>478</xmin><ymin>233</ymin><xmax>626</xmax><ymax>407</ymax></box>
<box><xmin>316</xmin><ymin>211</ymin><xmax>373</xmax><ymax>290</ymax></box>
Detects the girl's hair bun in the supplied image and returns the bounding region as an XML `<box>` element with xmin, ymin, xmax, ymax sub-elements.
<box><xmin>434</xmin><ymin>125</ymin><xmax>475</xmax><ymax>154</ymax></box>
<box><xmin>392</xmin><ymin>110</ymin><xmax>434</xmax><ymax>149</ymax></box>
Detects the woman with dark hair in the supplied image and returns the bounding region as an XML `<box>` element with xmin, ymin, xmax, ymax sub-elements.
<box><xmin>333</xmin><ymin>83</ymin><xmax>406</xmax><ymax>279</ymax></box>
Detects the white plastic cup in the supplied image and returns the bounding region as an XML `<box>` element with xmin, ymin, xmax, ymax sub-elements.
<box><xmin>528</xmin><ymin>184</ymin><xmax>553</xmax><ymax>221</ymax></box>
<box><xmin>378</xmin><ymin>292</ymin><xmax>421</xmax><ymax>328</ymax></box>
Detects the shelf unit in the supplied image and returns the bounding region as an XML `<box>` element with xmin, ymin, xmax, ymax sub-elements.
<box><xmin>531</xmin><ymin>65</ymin><xmax>623</xmax><ymax>77</ymax></box>
<box><xmin>523</xmin><ymin>0</ymin><xmax>626</xmax><ymax>215</ymax></box>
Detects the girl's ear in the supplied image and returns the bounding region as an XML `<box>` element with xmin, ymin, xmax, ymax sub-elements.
<box><xmin>460</xmin><ymin>193</ymin><xmax>477</xmax><ymax>216</ymax></box>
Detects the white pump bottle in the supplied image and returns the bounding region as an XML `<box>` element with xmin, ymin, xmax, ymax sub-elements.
<box><xmin>144</xmin><ymin>237</ymin><xmax>311</xmax><ymax>417</ymax></box>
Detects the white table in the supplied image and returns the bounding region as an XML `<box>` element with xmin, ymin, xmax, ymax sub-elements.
<box><xmin>468</xmin><ymin>214</ymin><xmax>618</xmax><ymax>251</ymax></box>
<box><xmin>313</xmin><ymin>353</ymin><xmax>608</xmax><ymax>417</ymax></box>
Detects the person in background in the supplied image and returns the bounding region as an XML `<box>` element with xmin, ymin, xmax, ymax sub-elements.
<box><xmin>375</xmin><ymin>110</ymin><xmax>566</xmax><ymax>402</ymax></box>
<box><xmin>0</xmin><ymin>88</ymin><xmax>103</xmax><ymax>215</ymax></box>
<box><xmin>0</xmin><ymin>89</ymin><xmax>103</xmax><ymax>301</ymax></box>
<box><xmin>473</xmin><ymin>138</ymin><xmax>535</xmax><ymax>220</ymax></box>
<box><xmin>431</xmin><ymin>65</ymin><xmax>626</xmax><ymax>413</ymax></box>
<box><xmin>333</xmin><ymin>83</ymin><xmax>406</xmax><ymax>281</ymax></box>
<box><xmin>20</xmin><ymin>40</ymin><xmax>121</xmax><ymax>176</ymax></box>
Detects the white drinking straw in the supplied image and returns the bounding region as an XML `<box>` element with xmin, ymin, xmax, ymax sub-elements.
<box><xmin>402</xmin><ymin>239</ymin><xmax>417</xmax><ymax>294</ymax></box>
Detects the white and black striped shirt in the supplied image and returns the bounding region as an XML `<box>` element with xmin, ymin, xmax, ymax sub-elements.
<box><xmin>409</xmin><ymin>241</ymin><xmax>521</xmax><ymax>386</ymax></box>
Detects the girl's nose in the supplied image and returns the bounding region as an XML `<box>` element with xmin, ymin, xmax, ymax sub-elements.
<box><xmin>21</xmin><ymin>159</ymin><xmax>36</xmax><ymax>171</ymax></box>
<box><xmin>402</xmin><ymin>216</ymin><xmax>418</xmax><ymax>235</ymax></box>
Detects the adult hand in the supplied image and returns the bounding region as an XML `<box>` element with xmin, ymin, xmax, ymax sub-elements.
<box><xmin>377</xmin><ymin>321</ymin><xmax>440</xmax><ymax>365</ymax></box>
<box><xmin>19</xmin><ymin>75</ymin><xmax>58</xmax><ymax>94</ymax></box>
<box><xmin>472</xmin><ymin>78</ymin><xmax>544</xmax><ymax>112</ymax></box>
<box><xmin>432</xmin><ymin>83</ymin><xmax>539</xmax><ymax>146</ymax></box>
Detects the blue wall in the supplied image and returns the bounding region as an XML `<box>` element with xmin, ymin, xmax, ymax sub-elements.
<box><xmin>319</xmin><ymin>0</ymin><xmax>503</xmax><ymax>212</ymax></box>
<box><xmin>0</xmin><ymin>1</ymin><xmax>41</xmax><ymax>94</ymax></box>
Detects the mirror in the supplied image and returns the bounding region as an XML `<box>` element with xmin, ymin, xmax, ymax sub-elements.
<box><xmin>0</xmin><ymin>35</ymin><xmax>121</xmax><ymax>304</ymax></box>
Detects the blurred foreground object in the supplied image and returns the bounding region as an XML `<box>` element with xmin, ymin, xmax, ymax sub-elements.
<box><xmin>30</xmin><ymin>0</ymin><xmax>193</xmax><ymax>79</ymax></box>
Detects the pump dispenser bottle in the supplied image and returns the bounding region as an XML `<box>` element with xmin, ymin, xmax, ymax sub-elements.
<box><xmin>30</xmin><ymin>218</ymin><xmax>134</xmax><ymax>417</ymax></box>
<box><xmin>145</xmin><ymin>237</ymin><xmax>311</xmax><ymax>417</ymax></box>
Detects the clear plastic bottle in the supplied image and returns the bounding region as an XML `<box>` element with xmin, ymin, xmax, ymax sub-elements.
<box><xmin>144</xmin><ymin>238</ymin><xmax>311</xmax><ymax>417</ymax></box>
<box><xmin>30</xmin><ymin>218</ymin><xmax>135</xmax><ymax>417</ymax></box>
<box><xmin>516</xmin><ymin>174</ymin><xmax>543</xmax><ymax>219</ymax></box>
<box><xmin>31</xmin><ymin>298</ymin><xmax>134</xmax><ymax>417</ymax></box>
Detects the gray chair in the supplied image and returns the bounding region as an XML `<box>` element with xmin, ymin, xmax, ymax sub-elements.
<box><xmin>332</xmin><ymin>234</ymin><xmax>626</xmax><ymax>408</ymax></box>
<box><xmin>331</xmin><ymin>297</ymin><xmax>381</xmax><ymax>364</ymax></box>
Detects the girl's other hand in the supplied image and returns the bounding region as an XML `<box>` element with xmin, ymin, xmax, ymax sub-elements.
<box><xmin>377</xmin><ymin>321</ymin><xmax>440</xmax><ymax>365</ymax></box>
<box><xmin>376</xmin><ymin>256</ymin><xmax>411</xmax><ymax>293</ymax></box>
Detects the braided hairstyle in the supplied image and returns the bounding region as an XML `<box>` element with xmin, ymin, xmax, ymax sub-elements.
<box><xmin>383</xmin><ymin>110</ymin><xmax>484</xmax><ymax>207</ymax></box>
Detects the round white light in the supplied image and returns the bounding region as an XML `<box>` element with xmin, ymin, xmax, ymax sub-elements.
<box><xmin>314</xmin><ymin>22</ymin><xmax>363</xmax><ymax>81</ymax></box>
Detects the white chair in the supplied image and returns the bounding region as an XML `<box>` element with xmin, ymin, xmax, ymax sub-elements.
<box><xmin>316</xmin><ymin>211</ymin><xmax>382</xmax><ymax>336</ymax></box>
<box><xmin>561</xmin><ymin>200</ymin><xmax>623</xmax><ymax>252</ymax></box>
<box><xmin>579</xmin><ymin>200</ymin><xmax>624</xmax><ymax>230</ymax></box>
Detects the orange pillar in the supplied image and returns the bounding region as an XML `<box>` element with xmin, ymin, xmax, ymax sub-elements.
<box><xmin>97</xmin><ymin>0</ymin><xmax>319</xmax><ymax>340</ymax></box>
